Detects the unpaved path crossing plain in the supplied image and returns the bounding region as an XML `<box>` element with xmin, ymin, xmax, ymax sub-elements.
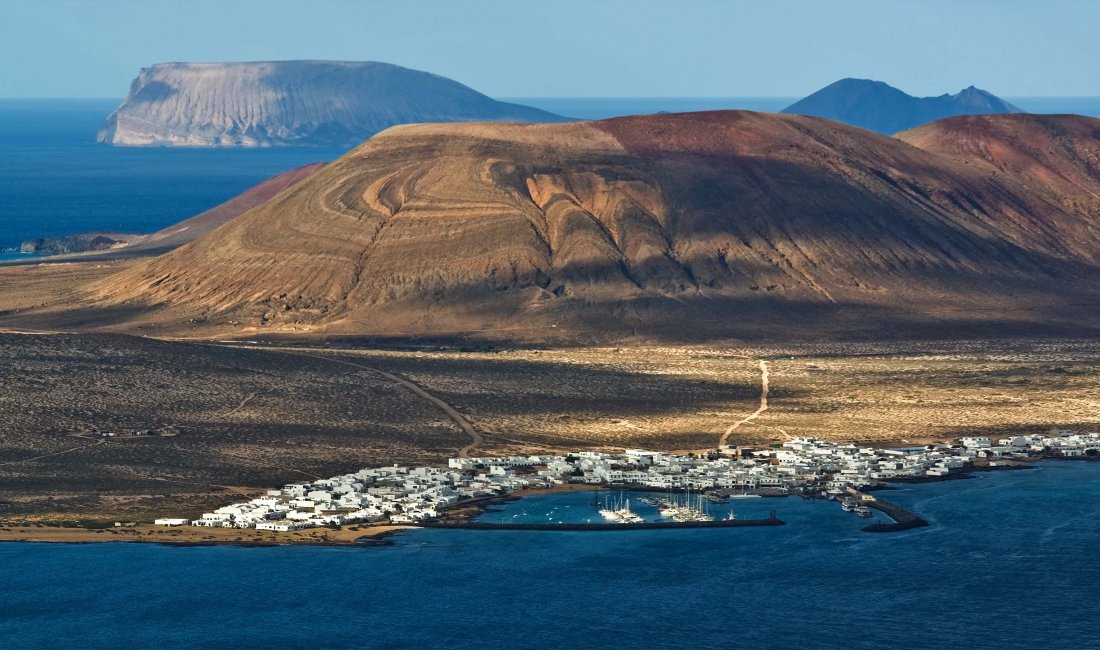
<box><xmin>719</xmin><ymin>360</ymin><xmax>770</xmax><ymax>448</ymax></box>
<box><xmin>269</xmin><ymin>348</ymin><xmax>484</xmax><ymax>457</ymax></box>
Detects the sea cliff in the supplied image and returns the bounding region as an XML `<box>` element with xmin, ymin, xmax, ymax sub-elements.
<box><xmin>97</xmin><ymin>61</ymin><xmax>563</xmax><ymax>147</ymax></box>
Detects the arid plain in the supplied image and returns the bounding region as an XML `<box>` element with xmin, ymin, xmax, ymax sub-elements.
<box><xmin>1</xmin><ymin>317</ymin><xmax>1097</xmax><ymax>527</ymax></box>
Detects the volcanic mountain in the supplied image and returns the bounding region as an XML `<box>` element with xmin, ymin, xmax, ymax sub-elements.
<box><xmin>97</xmin><ymin>61</ymin><xmax>564</xmax><ymax>147</ymax></box>
<box><xmin>76</xmin><ymin>110</ymin><xmax>1100</xmax><ymax>343</ymax></box>
<box><xmin>119</xmin><ymin>163</ymin><xmax>327</xmax><ymax>256</ymax></box>
<box><xmin>782</xmin><ymin>79</ymin><xmax>1021</xmax><ymax>134</ymax></box>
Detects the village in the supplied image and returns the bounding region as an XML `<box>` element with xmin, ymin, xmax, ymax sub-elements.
<box><xmin>154</xmin><ymin>430</ymin><xmax>1100</xmax><ymax>531</ymax></box>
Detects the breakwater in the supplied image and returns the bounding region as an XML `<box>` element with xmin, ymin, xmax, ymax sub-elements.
<box><xmin>419</xmin><ymin>512</ymin><xmax>785</xmax><ymax>532</ymax></box>
<box><xmin>862</xmin><ymin>499</ymin><xmax>929</xmax><ymax>533</ymax></box>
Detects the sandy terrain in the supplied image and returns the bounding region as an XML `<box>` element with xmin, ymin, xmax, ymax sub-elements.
<box><xmin>307</xmin><ymin>340</ymin><xmax>1100</xmax><ymax>453</ymax></box>
<box><xmin>1</xmin><ymin>334</ymin><xmax>1097</xmax><ymax>530</ymax></box>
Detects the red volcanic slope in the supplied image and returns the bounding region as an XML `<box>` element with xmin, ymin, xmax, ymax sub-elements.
<box><xmin>71</xmin><ymin>111</ymin><xmax>1100</xmax><ymax>342</ymax></box>
<box><xmin>898</xmin><ymin>114</ymin><xmax>1100</xmax><ymax>222</ymax></box>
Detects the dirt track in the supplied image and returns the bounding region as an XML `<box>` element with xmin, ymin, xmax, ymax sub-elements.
<box><xmin>271</xmin><ymin>348</ymin><xmax>484</xmax><ymax>457</ymax></box>
<box><xmin>719</xmin><ymin>360</ymin><xmax>769</xmax><ymax>447</ymax></box>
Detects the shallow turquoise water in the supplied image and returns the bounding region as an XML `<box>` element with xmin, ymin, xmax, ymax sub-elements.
<box><xmin>2</xmin><ymin>462</ymin><xmax>1098</xmax><ymax>649</ymax></box>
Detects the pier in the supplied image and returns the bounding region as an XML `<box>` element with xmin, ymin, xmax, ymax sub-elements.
<box><xmin>419</xmin><ymin>512</ymin><xmax>785</xmax><ymax>532</ymax></box>
<box><xmin>861</xmin><ymin>499</ymin><xmax>929</xmax><ymax>533</ymax></box>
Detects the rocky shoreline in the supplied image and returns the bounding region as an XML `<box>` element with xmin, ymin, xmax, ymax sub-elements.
<box><xmin>17</xmin><ymin>232</ymin><xmax>141</xmax><ymax>255</ymax></box>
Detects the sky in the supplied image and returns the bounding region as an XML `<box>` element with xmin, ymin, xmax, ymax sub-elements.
<box><xmin>0</xmin><ymin>0</ymin><xmax>1095</xmax><ymax>99</ymax></box>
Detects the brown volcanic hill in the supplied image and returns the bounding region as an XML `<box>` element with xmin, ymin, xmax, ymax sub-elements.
<box><xmin>83</xmin><ymin>111</ymin><xmax>1100</xmax><ymax>342</ymax></box>
<box><xmin>121</xmin><ymin>162</ymin><xmax>326</xmax><ymax>256</ymax></box>
<box><xmin>897</xmin><ymin>114</ymin><xmax>1100</xmax><ymax>222</ymax></box>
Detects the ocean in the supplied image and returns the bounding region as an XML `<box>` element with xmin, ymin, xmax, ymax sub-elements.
<box><xmin>2</xmin><ymin>461</ymin><xmax>1099</xmax><ymax>649</ymax></box>
<box><xmin>0</xmin><ymin>99</ymin><xmax>347</xmax><ymax>252</ymax></box>
<box><xmin>5</xmin><ymin>96</ymin><xmax>1100</xmax><ymax>254</ymax></box>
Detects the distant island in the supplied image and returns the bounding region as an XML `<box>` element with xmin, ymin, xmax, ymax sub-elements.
<box><xmin>97</xmin><ymin>60</ymin><xmax>565</xmax><ymax>147</ymax></box>
<box><xmin>782</xmin><ymin>78</ymin><xmax>1021</xmax><ymax>133</ymax></box>
<box><xmin>18</xmin><ymin>232</ymin><xmax>140</xmax><ymax>255</ymax></box>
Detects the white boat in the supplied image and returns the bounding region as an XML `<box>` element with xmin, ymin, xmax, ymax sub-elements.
<box><xmin>599</xmin><ymin>508</ymin><xmax>621</xmax><ymax>522</ymax></box>
<box><xmin>599</xmin><ymin>493</ymin><xmax>644</xmax><ymax>524</ymax></box>
<box><xmin>661</xmin><ymin>490</ymin><xmax>713</xmax><ymax>522</ymax></box>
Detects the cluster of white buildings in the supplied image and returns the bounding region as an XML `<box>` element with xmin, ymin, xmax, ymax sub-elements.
<box><xmin>157</xmin><ymin>430</ymin><xmax>1099</xmax><ymax>532</ymax></box>
<box><xmin>960</xmin><ymin>430</ymin><xmax>1100</xmax><ymax>459</ymax></box>
<box><xmin>159</xmin><ymin>464</ymin><xmax>538</xmax><ymax>531</ymax></box>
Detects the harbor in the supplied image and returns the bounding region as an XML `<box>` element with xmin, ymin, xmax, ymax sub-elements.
<box><xmin>419</xmin><ymin>512</ymin><xmax>785</xmax><ymax>531</ymax></box>
<box><xmin>861</xmin><ymin>499</ymin><xmax>930</xmax><ymax>532</ymax></box>
<box><xmin>159</xmin><ymin>430</ymin><xmax>1100</xmax><ymax>538</ymax></box>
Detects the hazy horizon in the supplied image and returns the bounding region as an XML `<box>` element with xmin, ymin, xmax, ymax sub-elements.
<box><xmin>3</xmin><ymin>0</ymin><xmax>1098</xmax><ymax>99</ymax></box>
<box><xmin>6</xmin><ymin>94</ymin><xmax>1100</xmax><ymax>101</ymax></box>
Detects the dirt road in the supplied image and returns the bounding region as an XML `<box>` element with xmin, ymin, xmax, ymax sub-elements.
<box><xmin>718</xmin><ymin>359</ymin><xmax>770</xmax><ymax>448</ymax></box>
<box><xmin>269</xmin><ymin>348</ymin><xmax>484</xmax><ymax>457</ymax></box>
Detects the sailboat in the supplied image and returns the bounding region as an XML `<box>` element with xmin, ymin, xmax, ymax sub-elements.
<box><xmin>598</xmin><ymin>491</ymin><xmax>644</xmax><ymax>524</ymax></box>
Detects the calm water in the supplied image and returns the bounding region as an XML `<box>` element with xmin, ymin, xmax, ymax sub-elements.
<box><xmin>2</xmin><ymin>462</ymin><xmax>1098</xmax><ymax>649</ymax></box>
<box><xmin>4</xmin><ymin>97</ymin><xmax>1100</xmax><ymax>252</ymax></box>
<box><xmin>0</xmin><ymin>252</ymin><xmax>37</xmax><ymax>262</ymax></box>
<box><xmin>0</xmin><ymin>99</ymin><xmax>346</xmax><ymax>250</ymax></box>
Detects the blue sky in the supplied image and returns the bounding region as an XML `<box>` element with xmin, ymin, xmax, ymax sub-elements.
<box><xmin>1</xmin><ymin>0</ymin><xmax>1094</xmax><ymax>98</ymax></box>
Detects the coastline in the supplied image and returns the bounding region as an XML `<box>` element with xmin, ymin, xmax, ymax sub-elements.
<box><xmin>0</xmin><ymin>523</ymin><xmax>413</xmax><ymax>547</ymax></box>
<box><xmin>1</xmin><ymin>457</ymin><xmax>1091</xmax><ymax>547</ymax></box>
<box><xmin>0</xmin><ymin>484</ymin><xmax>596</xmax><ymax>548</ymax></box>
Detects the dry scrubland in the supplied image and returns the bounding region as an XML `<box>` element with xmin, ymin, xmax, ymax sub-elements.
<box><xmin>748</xmin><ymin>340</ymin><xmax>1100</xmax><ymax>443</ymax></box>
<box><xmin>1</xmin><ymin>334</ymin><xmax>1098</xmax><ymax>525</ymax></box>
<box><xmin>347</xmin><ymin>340</ymin><xmax>1100</xmax><ymax>452</ymax></box>
<box><xmin>332</xmin><ymin>346</ymin><xmax>764</xmax><ymax>453</ymax></box>
<box><xmin>0</xmin><ymin>334</ymin><xmax>463</xmax><ymax>523</ymax></box>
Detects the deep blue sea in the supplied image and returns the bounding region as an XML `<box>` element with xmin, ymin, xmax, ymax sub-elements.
<box><xmin>2</xmin><ymin>462</ymin><xmax>1099</xmax><ymax>649</ymax></box>
<box><xmin>0</xmin><ymin>99</ymin><xmax>347</xmax><ymax>253</ymax></box>
<box><xmin>3</xmin><ymin>97</ymin><xmax>1100</xmax><ymax>256</ymax></box>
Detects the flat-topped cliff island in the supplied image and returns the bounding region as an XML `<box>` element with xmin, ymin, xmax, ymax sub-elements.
<box><xmin>97</xmin><ymin>61</ymin><xmax>564</xmax><ymax>148</ymax></box>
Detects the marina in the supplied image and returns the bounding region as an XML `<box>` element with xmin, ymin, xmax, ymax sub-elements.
<box><xmin>419</xmin><ymin>513</ymin><xmax>784</xmax><ymax>531</ymax></box>
<box><xmin>163</xmin><ymin>430</ymin><xmax>1099</xmax><ymax>537</ymax></box>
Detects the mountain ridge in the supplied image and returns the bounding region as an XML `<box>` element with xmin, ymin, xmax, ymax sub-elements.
<box><xmin>782</xmin><ymin>78</ymin><xmax>1022</xmax><ymax>134</ymax></box>
<box><xmin>63</xmin><ymin>110</ymin><xmax>1100</xmax><ymax>343</ymax></box>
